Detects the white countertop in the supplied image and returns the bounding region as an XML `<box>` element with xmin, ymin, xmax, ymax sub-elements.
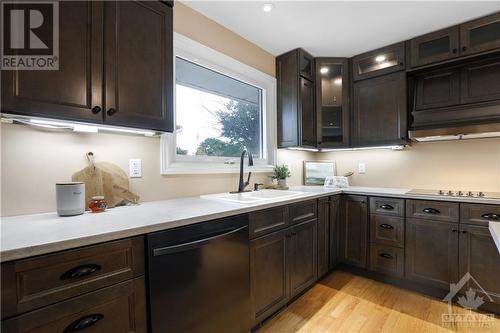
<box><xmin>490</xmin><ymin>221</ymin><xmax>500</xmax><ymax>254</ymax></box>
<box><xmin>2</xmin><ymin>186</ymin><xmax>499</xmax><ymax>262</ymax></box>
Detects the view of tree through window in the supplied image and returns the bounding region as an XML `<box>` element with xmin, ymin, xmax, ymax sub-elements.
<box><xmin>175</xmin><ymin>57</ymin><xmax>263</xmax><ymax>159</ymax></box>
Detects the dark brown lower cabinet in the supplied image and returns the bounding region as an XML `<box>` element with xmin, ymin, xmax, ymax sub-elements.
<box><xmin>1</xmin><ymin>277</ymin><xmax>147</xmax><ymax>333</ymax></box>
<box><xmin>369</xmin><ymin>244</ymin><xmax>404</xmax><ymax>278</ymax></box>
<box><xmin>339</xmin><ymin>195</ymin><xmax>368</xmax><ymax>268</ymax></box>
<box><xmin>329</xmin><ymin>196</ymin><xmax>341</xmax><ymax>269</ymax></box>
<box><xmin>289</xmin><ymin>219</ymin><xmax>318</xmax><ymax>298</ymax></box>
<box><xmin>405</xmin><ymin>218</ymin><xmax>459</xmax><ymax>290</ymax></box>
<box><xmin>459</xmin><ymin>224</ymin><xmax>500</xmax><ymax>303</ymax></box>
<box><xmin>318</xmin><ymin>198</ymin><xmax>330</xmax><ymax>277</ymax></box>
<box><xmin>250</xmin><ymin>229</ymin><xmax>288</xmax><ymax>324</ymax></box>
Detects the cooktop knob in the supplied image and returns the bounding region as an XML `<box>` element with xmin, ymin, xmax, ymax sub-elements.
<box><xmin>438</xmin><ymin>190</ymin><xmax>444</xmax><ymax>195</ymax></box>
<box><xmin>467</xmin><ymin>191</ymin><xmax>474</xmax><ymax>197</ymax></box>
<box><xmin>448</xmin><ymin>190</ymin><xmax>454</xmax><ymax>196</ymax></box>
<box><xmin>478</xmin><ymin>192</ymin><xmax>485</xmax><ymax>197</ymax></box>
<box><xmin>458</xmin><ymin>191</ymin><xmax>463</xmax><ymax>196</ymax></box>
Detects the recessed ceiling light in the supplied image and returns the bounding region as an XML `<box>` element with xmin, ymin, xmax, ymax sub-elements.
<box><xmin>375</xmin><ymin>55</ymin><xmax>387</xmax><ymax>63</ymax></box>
<box><xmin>262</xmin><ymin>3</ymin><xmax>274</xmax><ymax>12</ymax></box>
<box><xmin>320</xmin><ymin>67</ymin><xmax>329</xmax><ymax>74</ymax></box>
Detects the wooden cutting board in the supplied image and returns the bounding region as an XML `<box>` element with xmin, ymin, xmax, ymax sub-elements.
<box><xmin>72</xmin><ymin>161</ymin><xmax>139</xmax><ymax>208</ymax></box>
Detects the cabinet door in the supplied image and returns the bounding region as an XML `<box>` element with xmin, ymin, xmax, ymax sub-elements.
<box><xmin>103</xmin><ymin>1</ymin><xmax>173</xmax><ymax>132</ymax></box>
<box><xmin>460</xmin><ymin>12</ymin><xmax>500</xmax><ymax>56</ymax></box>
<box><xmin>299</xmin><ymin>49</ymin><xmax>315</xmax><ymax>82</ymax></box>
<box><xmin>340</xmin><ymin>195</ymin><xmax>368</xmax><ymax>268</ymax></box>
<box><xmin>460</xmin><ymin>57</ymin><xmax>500</xmax><ymax>104</ymax></box>
<box><xmin>405</xmin><ymin>218</ymin><xmax>459</xmax><ymax>290</ymax></box>
<box><xmin>316</xmin><ymin>58</ymin><xmax>350</xmax><ymax>148</ymax></box>
<box><xmin>352</xmin><ymin>43</ymin><xmax>405</xmax><ymax>81</ymax></box>
<box><xmin>250</xmin><ymin>230</ymin><xmax>289</xmax><ymax>323</ymax></box>
<box><xmin>459</xmin><ymin>224</ymin><xmax>500</xmax><ymax>304</ymax></box>
<box><xmin>410</xmin><ymin>26</ymin><xmax>459</xmax><ymax>67</ymax></box>
<box><xmin>276</xmin><ymin>51</ymin><xmax>299</xmax><ymax>148</ymax></box>
<box><xmin>352</xmin><ymin>72</ymin><xmax>407</xmax><ymax>146</ymax></box>
<box><xmin>299</xmin><ymin>77</ymin><xmax>316</xmax><ymax>147</ymax></box>
<box><xmin>329</xmin><ymin>196</ymin><xmax>341</xmax><ymax>269</ymax></box>
<box><xmin>289</xmin><ymin>219</ymin><xmax>318</xmax><ymax>298</ymax></box>
<box><xmin>415</xmin><ymin>68</ymin><xmax>460</xmax><ymax>110</ymax></box>
<box><xmin>317</xmin><ymin>198</ymin><xmax>330</xmax><ymax>278</ymax></box>
<box><xmin>1</xmin><ymin>1</ymin><xmax>103</xmax><ymax>123</ymax></box>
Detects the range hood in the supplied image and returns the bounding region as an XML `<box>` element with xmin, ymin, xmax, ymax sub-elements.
<box><xmin>409</xmin><ymin>123</ymin><xmax>500</xmax><ymax>142</ymax></box>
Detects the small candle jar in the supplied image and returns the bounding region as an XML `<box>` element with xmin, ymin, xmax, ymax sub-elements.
<box><xmin>89</xmin><ymin>196</ymin><xmax>107</xmax><ymax>213</ymax></box>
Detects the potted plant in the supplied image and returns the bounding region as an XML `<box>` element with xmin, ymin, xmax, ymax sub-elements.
<box><xmin>272</xmin><ymin>165</ymin><xmax>291</xmax><ymax>187</ymax></box>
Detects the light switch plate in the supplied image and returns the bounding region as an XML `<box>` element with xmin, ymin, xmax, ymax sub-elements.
<box><xmin>358</xmin><ymin>163</ymin><xmax>366</xmax><ymax>174</ymax></box>
<box><xmin>129</xmin><ymin>159</ymin><xmax>142</xmax><ymax>178</ymax></box>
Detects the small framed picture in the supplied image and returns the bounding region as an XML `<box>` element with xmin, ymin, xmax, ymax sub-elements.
<box><xmin>303</xmin><ymin>160</ymin><xmax>336</xmax><ymax>185</ymax></box>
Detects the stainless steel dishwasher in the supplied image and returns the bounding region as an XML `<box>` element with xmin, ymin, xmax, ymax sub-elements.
<box><xmin>146</xmin><ymin>215</ymin><xmax>250</xmax><ymax>333</ymax></box>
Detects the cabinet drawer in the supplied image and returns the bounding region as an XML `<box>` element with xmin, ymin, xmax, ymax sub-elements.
<box><xmin>249</xmin><ymin>206</ymin><xmax>288</xmax><ymax>239</ymax></box>
<box><xmin>406</xmin><ymin>200</ymin><xmax>459</xmax><ymax>222</ymax></box>
<box><xmin>1</xmin><ymin>237</ymin><xmax>144</xmax><ymax>319</ymax></box>
<box><xmin>369</xmin><ymin>244</ymin><xmax>404</xmax><ymax>278</ymax></box>
<box><xmin>1</xmin><ymin>277</ymin><xmax>147</xmax><ymax>333</ymax></box>
<box><xmin>370</xmin><ymin>215</ymin><xmax>404</xmax><ymax>248</ymax></box>
<box><xmin>289</xmin><ymin>200</ymin><xmax>317</xmax><ymax>225</ymax></box>
<box><xmin>460</xmin><ymin>203</ymin><xmax>500</xmax><ymax>226</ymax></box>
<box><xmin>369</xmin><ymin>197</ymin><xmax>405</xmax><ymax>217</ymax></box>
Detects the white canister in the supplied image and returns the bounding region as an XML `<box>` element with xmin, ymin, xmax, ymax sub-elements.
<box><xmin>56</xmin><ymin>182</ymin><xmax>85</xmax><ymax>216</ymax></box>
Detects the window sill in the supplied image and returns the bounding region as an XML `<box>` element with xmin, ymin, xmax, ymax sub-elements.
<box><xmin>161</xmin><ymin>163</ymin><xmax>274</xmax><ymax>175</ymax></box>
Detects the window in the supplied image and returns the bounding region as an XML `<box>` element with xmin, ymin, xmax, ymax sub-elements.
<box><xmin>161</xmin><ymin>34</ymin><xmax>276</xmax><ymax>174</ymax></box>
<box><xmin>175</xmin><ymin>58</ymin><xmax>263</xmax><ymax>159</ymax></box>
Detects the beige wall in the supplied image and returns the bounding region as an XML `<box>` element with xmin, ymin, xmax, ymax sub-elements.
<box><xmin>318</xmin><ymin>138</ymin><xmax>500</xmax><ymax>191</ymax></box>
<box><xmin>0</xmin><ymin>124</ymin><xmax>310</xmax><ymax>216</ymax></box>
<box><xmin>174</xmin><ymin>2</ymin><xmax>275</xmax><ymax>77</ymax></box>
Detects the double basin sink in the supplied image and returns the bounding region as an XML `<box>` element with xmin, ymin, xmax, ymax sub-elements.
<box><xmin>201</xmin><ymin>189</ymin><xmax>304</xmax><ymax>204</ymax></box>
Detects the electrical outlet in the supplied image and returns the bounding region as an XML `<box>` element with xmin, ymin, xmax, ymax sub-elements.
<box><xmin>358</xmin><ymin>163</ymin><xmax>366</xmax><ymax>174</ymax></box>
<box><xmin>129</xmin><ymin>159</ymin><xmax>142</xmax><ymax>178</ymax></box>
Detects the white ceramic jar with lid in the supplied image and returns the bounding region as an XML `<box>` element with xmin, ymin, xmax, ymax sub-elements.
<box><xmin>55</xmin><ymin>182</ymin><xmax>85</xmax><ymax>216</ymax></box>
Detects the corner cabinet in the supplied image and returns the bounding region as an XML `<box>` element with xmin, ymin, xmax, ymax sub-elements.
<box><xmin>277</xmin><ymin>48</ymin><xmax>316</xmax><ymax>148</ymax></box>
<box><xmin>1</xmin><ymin>1</ymin><xmax>174</xmax><ymax>132</ymax></box>
<box><xmin>352</xmin><ymin>72</ymin><xmax>407</xmax><ymax>146</ymax></box>
<box><xmin>315</xmin><ymin>58</ymin><xmax>350</xmax><ymax>148</ymax></box>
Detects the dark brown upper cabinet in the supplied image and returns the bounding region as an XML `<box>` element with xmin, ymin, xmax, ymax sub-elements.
<box><xmin>352</xmin><ymin>43</ymin><xmax>405</xmax><ymax>81</ymax></box>
<box><xmin>410</xmin><ymin>26</ymin><xmax>460</xmax><ymax>68</ymax></box>
<box><xmin>103</xmin><ymin>1</ymin><xmax>173</xmax><ymax>132</ymax></box>
<box><xmin>352</xmin><ymin>72</ymin><xmax>407</xmax><ymax>146</ymax></box>
<box><xmin>1</xmin><ymin>1</ymin><xmax>104</xmax><ymax>124</ymax></box>
<box><xmin>277</xmin><ymin>48</ymin><xmax>316</xmax><ymax>148</ymax></box>
<box><xmin>460</xmin><ymin>12</ymin><xmax>500</xmax><ymax>56</ymax></box>
<box><xmin>414</xmin><ymin>68</ymin><xmax>460</xmax><ymax>111</ymax></box>
<box><xmin>1</xmin><ymin>1</ymin><xmax>174</xmax><ymax>132</ymax></box>
<box><xmin>315</xmin><ymin>58</ymin><xmax>350</xmax><ymax>148</ymax></box>
<box><xmin>460</xmin><ymin>56</ymin><xmax>500</xmax><ymax>104</ymax></box>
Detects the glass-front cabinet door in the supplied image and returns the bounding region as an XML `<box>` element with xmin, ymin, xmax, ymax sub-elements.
<box><xmin>352</xmin><ymin>43</ymin><xmax>405</xmax><ymax>81</ymax></box>
<box><xmin>410</xmin><ymin>26</ymin><xmax>460</xmax><ymax>68</ymax></box>
<box><xmin>315</xmin><ymin>58</ymin><xmax>349</xmax><ymax>148</ymax></box>
<box><xmin>460</xmin><ymin>12</ymin><xmax>500</xmax><ymax>56</ymax></box>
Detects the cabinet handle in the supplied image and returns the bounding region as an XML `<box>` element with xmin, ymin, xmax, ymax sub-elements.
<box><xmin>462</xmin><ymin>46</ymin><xmax>467</xmax><ymax>52</ymax></box>
<box><xmin>91</xmin><ymin>106</ymin><xmax>102</xmax><ymax>114</ymax></box>
<box><xmin>379</xmin><ymin>253</ymin><xmax>393</xmax><ymax>259</ymax></box>
<box><xmin>452</xmin><ymin>48</ymin><xmax>458</xmax><ymax>54</ymax></box>
<box><xmin>60</xmin><ymin>264</ymin><xmax>101</xmax><ymax>280</ymax></box>
<box><xmin>379</xmin><ymin>204</ymin><xmax>394</xmax><ymax>210</ymax></box>
<box><xmin>481</xmin><ymin>213</ymin><xmax>500</xmax><ymax>220</ymax></box>
<box><xmin>461</xmin><ymin>230</ymin><xmax>467</xmax><ymax>234</ymax></box>
<box><xmin>451</xmin><ymin>229</ymin><xmax>458</xmax><ymax>233</ymax></box>
<box><xmin>399</xmin><ymin>62</ymin><xmax>404</xmax><ymax>66</ymax></box>
<box><xmin>64</xmin><ymin>314</ymin><xmax>104</xmax><ymax>332</ymax></box>
<box><xmin>423</xmin><ymin>208</ymin><xmax>440</xmax><ymax>214</ymax></box>
<box><xmin>107</xmin><ymin>108</ymin><xmax>117</xmax><ymax>116</ymax></box>
<box><xmin>379</xmin><ymin>223</ymin><xmax>394</xmax><ymax>230</ymax></box>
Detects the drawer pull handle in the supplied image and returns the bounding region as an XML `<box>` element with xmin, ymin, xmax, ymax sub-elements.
<box><xmin>64</xmin><ymin>314</ymin><xmax>103</xmax><ymax>332</ymax></box>
<box><xmin>60</xmin><ymin>264</ymin><xmax>101</xmax><ymax>280</ymax></box>
<box><xmin>379</xmin><ymin>253</ymin><xmax>393</xmax><ymax>259</ymax></box>
<box><xmin>379</xmin><ymin>223</ymin><xmax>394</xmax><ymax>230</ymax></box>
<box><xmin>423</xmin><ymin>208</ymin><xmax>440</xmax><ymax>214</ymax></box>
<box><xmin>380</xmin><ymin>204</ymin><xmax>394</xmax><ymax>210</ymax></box>
<box><xmin>482</xmin><ymin>213</ymin><xmax>500</xmax><ymax>220</ymax></box>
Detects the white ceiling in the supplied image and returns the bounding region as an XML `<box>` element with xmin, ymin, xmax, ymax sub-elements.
<box><xmin>181</xmin><ymin>1</ymin><xmax>500</xmax><ymax>57</ymax></box>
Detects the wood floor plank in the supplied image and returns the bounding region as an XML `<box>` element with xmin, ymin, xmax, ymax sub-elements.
<box><xmin>258</xmin><ymin>270</ymin><xmax>500</xmax><ymax>333</ymax></box>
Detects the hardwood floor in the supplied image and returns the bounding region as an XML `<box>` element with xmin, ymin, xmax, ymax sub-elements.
<box><xmin>258</xmin><ymin>270</ymin><xmax>500</xmax><ymax>333</ymax></box>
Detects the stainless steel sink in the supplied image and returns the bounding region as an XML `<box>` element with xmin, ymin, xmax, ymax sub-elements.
<box><xmin>200</xmin><ymin>189</ymin><xmax>304</xmax><ymax>204</ymax></box>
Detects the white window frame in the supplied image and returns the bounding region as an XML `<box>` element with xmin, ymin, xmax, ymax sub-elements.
<box><xmin>160</xmin><ymin>33</ymin><xmax>277</xmax><ymax>175</ymax></box>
